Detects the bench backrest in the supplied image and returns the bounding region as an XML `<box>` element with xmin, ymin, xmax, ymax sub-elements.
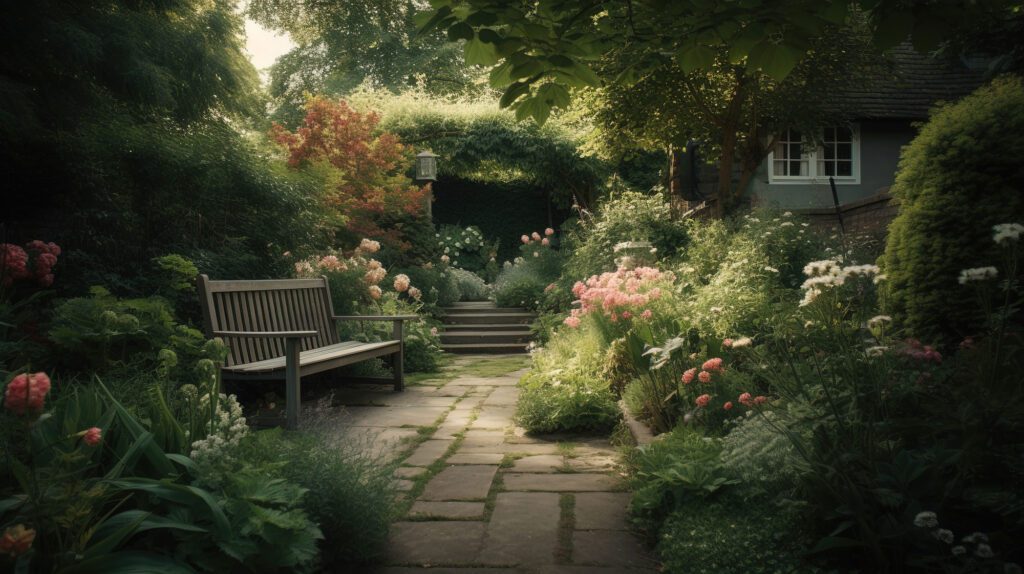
<box><xmin>197</xmin><ymin>275</ymin><xmax>340</xmax><ymax>367</ymax></box>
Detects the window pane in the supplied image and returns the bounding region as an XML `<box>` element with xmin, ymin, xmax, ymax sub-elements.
<box><xmin>837</xmin><ymin>143</ymin><xmax>852</xmax><ymax>160</ymax></box>
<box><xmin>836</xmin><ymin>127</ymin><xmax>852</xmax><ymax>141</ymax></box>
<box><xmin>822</xmin><ymin>161</ymin><xmax>835</xmax><ymax>176</ymax></box>
<box><xmin>823</xmin><ymin>143</ymin><xmax>835</xmax><ymax>160</ymax></box>
<box><xmin>790</xmin><ymin>130</ymin><xmax>802</xmax><ymax>141</ymax></box>
<box><xmin>823</xmin><ymin>127</ymin><xmax>834</xmax><ymax>141</ymax></box>
<box><xmin>837</xmin><ymin>161</ymin><xmax>852</xmax><ymax>176</ymax></box>
<box><xmin>791</xmin><ymin>142</ymin><xmax>803</xmax><ymax>158</ymax></box>
<box><xmin>774</xmin><ymin>161</ymin><xmax>786</xmax><ymax>176</ymax></box>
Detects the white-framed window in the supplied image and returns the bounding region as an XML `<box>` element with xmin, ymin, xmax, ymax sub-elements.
<box><xmin>768</xmin><ymin>125</ymin><xmax>860</xmax><ymax>184</ymax></box>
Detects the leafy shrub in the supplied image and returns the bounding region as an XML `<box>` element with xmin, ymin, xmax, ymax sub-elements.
<box><xmin>435</xmin><ymin>225</ymin><xmax>499</xmax><ymax>275</ymax></box>
<box><xmin>515</xmin><ymin>371</ymin><xmax>620</xmax><ymax>434</ymax></box>
<box><xmin>245</xmin><ymin>422</ymin><xmax>395</xmax><ymax>568</ymax></box>
<box><xmin>493</xmin><ymin>233</ymin><xmax>564</xmax><ymax>310</ymax></box>
<box><xmin>882</xmin><ymin>76</ymin><xmax>1024</xmax><ymax>342</ymax></box>
<box><xmin>494</xmin><ymin>268</ymin><xmax>547</xmax><ymax>309</ymax></box>
<box><xmin>450</xmin><ymin>267</ymin><xmax>490</xmax><ymax>301</ymax></box>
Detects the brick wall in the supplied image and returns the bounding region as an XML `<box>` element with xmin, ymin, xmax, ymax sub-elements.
<box><xmin>796</xmin><ymin>189</ymin><xmax>899</xmax><ymax>235</ymax></box>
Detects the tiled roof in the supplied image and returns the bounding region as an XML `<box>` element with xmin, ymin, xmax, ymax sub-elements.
<box><xmin>841</xmin><ymin>45</ymin><xmax>987</xmax><ymax>119</ymax></box>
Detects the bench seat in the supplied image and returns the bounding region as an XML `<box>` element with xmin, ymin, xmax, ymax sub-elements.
<box><xmin>223</xmin><ymin>340</ymin><xmax>400</xmax><ymax>376</ymax></box>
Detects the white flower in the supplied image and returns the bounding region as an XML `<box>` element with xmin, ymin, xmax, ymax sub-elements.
<box><xmin>732</xmin><ymin>336</ymin><xmax>753</xmax><ymax>348</ymax></box>
<box><xmin>975</xmin><ymin>543</ymin><xmax>994</xmax><ymax>558</ymax></box>
<box><xmin>914</xmin><ymin>511</ymin><xmax>939</xmax><ymax>528</ymax></box>
<box><xmin>783</xmin><ymin>211</ymin><xmax>793</xmax><ymax>217</ymax></box>
<box><xmin>993</xmin><ymin>222</ymin><xmax>1024</xmax><ymax>244</ymax></box>
<box><xmin>763</xmin><ymin>265</ymin><xmax>779</xmax><ymax>273</ymax></box>
<box><xmin>952</xmin><ymin>546</ymin><xmax>967</xmax><ymax>556</ymax></box>
<box><xmin>873</xmin><ymin>273</ymin><xmax>888</xmax><ymax>284</ymax></box>
<box><xmin>933</xmin><ymin>529</ymin><xmax>954</xmax><ymax>544</ymax></box>
<box><xmin>780</xmin><ymin>221</ymin><xmax>794</xmax><ymax>227</ymax></box>
<box><xmin>866</xmin><ymin>346</ymin><xmax>888</xmax><ymax>357</ymax></box>
<box><xmin>958</xmin><ymin>267</ymin><xmax>999</xmax><ymax>285</ymax></box>
<box><xmin>867</xmin><ymin>315</ymin><xmax>892</xmax><ymax>329</ymax></box>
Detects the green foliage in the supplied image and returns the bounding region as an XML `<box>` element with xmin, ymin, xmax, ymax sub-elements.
<box><xmin>435</xmin><ymin>224</ymin><xmax>498</xmax><ymax>275</ymax></box>
<box><xmin>515</xmin><ymin>371</ymin><xmax>620</xmax><ymax>434</ymax></box>
<box><xmin>450</xmin><ymin>268</ymin><xmax>491</xmax><ymax>301</ymax></box>
<box><xmin>493</xmin><ymin>265</ymin><xmax>547</xmax><ymax>310</ymax></box>
<box><xmin>882</xmin><ymin>76</ymin><xmax>1024</xmax><ymax>342</ymax></box>
<box><xmin>246</xmin><ymin>424</ymin><xmax>396</xmax><ymax>567</ymax></box>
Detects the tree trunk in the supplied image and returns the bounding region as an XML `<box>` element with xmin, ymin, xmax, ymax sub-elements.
<box><xmin>715</xmin><ymin>128</ymin><xmax>737</xmax><ymax>218</ymax></box>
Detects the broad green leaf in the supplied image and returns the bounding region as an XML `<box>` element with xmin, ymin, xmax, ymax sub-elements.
<box><xmin>466</xmin><ymin>10</ymin><xmax>498</xmax><ymax>26</ymax></box>
<box><xmin>413</xmin><ymin>6</ymin><xmax>452</xmax><ymax>36</ymax></box>
<box><xmin>676</xmin><ymin>45</ymin><xmax>717</xmax><ymax>73</ymax></box>
<box><xmin>58</xmin><ymin>550</ymin><xmax>193</xmax><ymax>574</ymax></box>
<box><xmin>447</xmin><ymin>22</ymin><xmax>474</xmax><ymax>41</ymax></box>
<box><xmin>537</xmin><ymin>83</ymin><xmax>571</xmax><ymax>108</ymax></box>
<box><xmin>568</xmin><ymin>62</ymin><xmax>601</xmax><ymax>87</ymax></box>
<box><xmin>499</xmin><ymin>81</ymin><xmax>531</xmax><ymax>108</ymax></box>
<box><xmin>510</xmin><ymin>58</ymin><xmax>547</xmax><ymax>80</ymax></box>
<box><xmin>464</xmin><ymin>38</ymin><xmax>499</xmax><ymax>66</ymax></box>
<box><xmin>547</xmin><ymin>54</ymin><xmax>574</xmax><ymax>67</ymax></box>
<box><xmin>747</xmin><ymin>42</ymin><xmax>803</xmax><ymax>81</ymax></box>
<box><xmin>488</xmin><ymin>61</ymin><xmax>513</xmax><ymax>87</ymax></box>
<box><xmin>478</xmin><ymin>27</ymin><xmax>502</xmax><ymax>44</ymax></box>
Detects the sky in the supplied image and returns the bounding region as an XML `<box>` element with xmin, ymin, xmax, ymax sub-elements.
<box><xmin>243</xmin><ymin>17</ymin><xmax>295</xmax><ymax>77</ymax></box>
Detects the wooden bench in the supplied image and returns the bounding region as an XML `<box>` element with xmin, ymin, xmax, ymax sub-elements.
<box><xmin>197</xmin><ymin>274</ymin><xmax>416</xmax><ymax>429</ymax></box>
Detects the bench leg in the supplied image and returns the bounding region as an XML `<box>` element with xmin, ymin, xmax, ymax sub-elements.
<box><xmin>392</xmin><ymin>320</ymin><xmax>405</xmax><ymax>392</ymax></box>
<box><xmin>285</xmin><ymin>337</ymin><xmax>301</xmax><ymax>430</ymax></box>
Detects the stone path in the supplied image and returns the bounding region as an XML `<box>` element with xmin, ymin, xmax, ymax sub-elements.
<box><xmin>335</xmin><ymin>355</ymin><xmax>659</xmax><ymax>574</ymax></box>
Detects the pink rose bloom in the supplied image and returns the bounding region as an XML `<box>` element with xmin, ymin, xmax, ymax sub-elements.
<box><xmin>393</xmin><ymin>274</ymin><xmax>411</xmax><ymax>293</ymax></box>
<box><xmin>698</xmin><ymin>370</ymin><xmax>712</xmax><ymax>383</ymax></box>
<box><xmin>541</xmin><ymin>238</ymin><xmax>550</xmax><ymax>246</ymax></box>
<box><xmin>695</xmin><ymin>394</ymin><xmax>711</xmax><ymax>408</ymax></box>
<box><xmin>640</xmin><ymin>309</ymin><xmax>652</xmax><ymax>320</ymax></box>
<box><xmin>702</xmin><ymin>357</ymin><xmax>723</xmax><ymax>372</ymax></box>
<box><xmin>82</xmin><ymin>427</ymin><xmax>102</xmax><ymax>446</ymax></box>
<box><xmin>723</xmin><ymin>338</ymin><xmax>733</xmax><ymax>348</ymax></box>
<box><xmin>368</xmin><ymin>285</ymin><xmax>382</xmax><ymax>299</ymax></box>
<box><xmin>563</xmin><ymin>316</ymin><xmax>581</xmax><ymax>328</ymax></box>
<box><xmin>681</xmin><ymin>368</ymin><xmax>696</xmax><ymax>384</ymax></box>
<box><xmin>531</xmin><ymin>232</ymin><xmax>541</xmax><ymax>241</ymax></box>
<box><xmin>545</xmin><ymin>228</ymin><xmax>555</xmax><ymax>236</ymax></box>
<box><xmin>723</xmin><ymin>401</ymin><xmax>733</xmax><ymax>411</ymax></box>
<box><xmin>521</xmin><ymin>235</ymin><xmax>530</xmax><ymax>244</ymax></box>
<box><xmin>4</xmin><ymin>372</ymin><xmax>51</xmax><ymax>416</ymax></box>
<box><xmin>739</xmin><ymin>392</ymin><xmax>753</xmax><ymax>407</ymax></box>
<box><xmin>753</xmin><ymin>395</ymin><xmax>768</xmax><ymax>405</ymax></box>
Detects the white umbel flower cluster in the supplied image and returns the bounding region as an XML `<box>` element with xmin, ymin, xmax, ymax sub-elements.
<box><xmin>993</xmin><ymin>222</ymin><xmax>1024</xmax><ymax>245</ymax></box>
<box><xmin>190</xmin><ymin>393</ymin><xmax>248</xmax><ymax>468</ymax></box>
<box><xmin>799</xmin><ymin>258</ymin><xmax>881</xmax><ymax>306</ymax></box>
<box><xmin>958</xmin><ymin>267</ymin><xmax>999</xmax><ymax>285</ymax></box>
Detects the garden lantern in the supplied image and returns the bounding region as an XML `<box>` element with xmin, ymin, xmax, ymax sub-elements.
<box><xmin>415</xmin><ymin>150</ymin><xmax>438</xmax><ymax>182</ymax></box>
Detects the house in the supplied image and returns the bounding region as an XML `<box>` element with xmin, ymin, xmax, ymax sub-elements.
<box><xmin>748</xmin><ymin>45</ymin><xmax>987</xmax><ymax>213</ymax></box>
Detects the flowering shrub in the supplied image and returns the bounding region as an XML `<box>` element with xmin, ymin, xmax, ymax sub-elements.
<box><xmin>435</xmin><ymin>224</ymin><xmax>498</xmax><ymax>275</ymax></box>
<box><xmin>493</xmin><ymin>230</ymin><xmax>565</xmax><ymax>310</ymax></box>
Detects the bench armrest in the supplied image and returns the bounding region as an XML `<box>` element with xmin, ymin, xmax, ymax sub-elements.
<box><xmin>213</xmin><ymin>330</ymin><xmax>318</xmax><ymax>339</ymax></box>
<box><xmin>331</xmin><ymin>315</ymin><xmax>419</xmax><ymax>321</ymax></box>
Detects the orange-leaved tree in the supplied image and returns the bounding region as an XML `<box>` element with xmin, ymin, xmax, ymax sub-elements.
<box><xmin>271</xmin><ymin>96</ymin><xmax>428</xmax><ymax>249</ymax></box>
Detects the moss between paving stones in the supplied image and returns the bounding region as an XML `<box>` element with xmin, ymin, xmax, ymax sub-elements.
<box><xmin>556</xmin><ymin>493</ymin><xmax>576</xmax><ymax>564</ymax></box>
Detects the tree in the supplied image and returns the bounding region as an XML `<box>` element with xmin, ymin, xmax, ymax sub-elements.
<box><xmin>270</xmin><ymin>96</ymin><xmax>429</xmax><ymax>249</ymax></box>
<box><xmin>419</xmin><ymin>0</ymin><xmax>1012</xmax><ymax>214</ymax></box>
<box><xmin>247</xmin><ymin>0</ymin><xmax>489</xmax><ymax>125</ymax></box>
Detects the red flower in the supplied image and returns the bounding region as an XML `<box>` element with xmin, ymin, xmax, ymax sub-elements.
<box><xmin>723</xmin><ymin>338</ymin><xmax>733</xmax><ymax>348</ymax></box>
<box><xmin>753</xmin><ymin>395</ymin><xmax>768</xmax><ymax>405</ymax></box>
<box><xmin>739</xmin><ymin>392</ymin><xmax>753</xmax><ymax>407</ymax></box>
<box><xmin>698</xmin><ymin>370</ymin><xmax>712</xmax><ymax>383</ymax></box>
<box><xmin>723</xmin><ymin>401</ymin><xmax>733</xmax><ymax>410</ymax></box>
<box><xmin>0</xmin><ymin>524</ymin><xmax>35</xmax><ymax>557</ymax></box>
<box><xmin>82</xmin><ymin>427</ymin><xmax>102</xmax><ymax>446</ymax></box>
<box><xmin>4</xmin><ymin>372</ymin><xmax>51</xmax><ymax>416</ymax></box>
<box><xmin>681</xmin><ymin>368</ymin><xmax>696</xmax><ymax>384</ymax></box>
<box><xmin>695</xmin><ymin>394</ymin><xmax>711</xmax><ymax>408</ymax></box>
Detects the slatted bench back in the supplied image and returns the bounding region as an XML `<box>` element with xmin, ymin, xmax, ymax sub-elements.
<box><xmin>197</xmin><ymin>275</ymin><xmax>339</xmax><ymax>367</ymax></box>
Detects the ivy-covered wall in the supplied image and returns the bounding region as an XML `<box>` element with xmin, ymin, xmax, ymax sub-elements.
<box><xmin>431</xmin><ymin>176</ymin><xmax>572</xmax><ymax>263</ymax></box>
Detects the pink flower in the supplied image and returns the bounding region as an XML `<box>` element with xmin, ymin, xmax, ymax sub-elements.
<box><xmin>317</xmin><ymin>255</ymin><xmax>346</xmax><ymax>271</ymax></box>
<box><xmin>698</xmin><ymin>370</ymin><xmax>712</xmax><ymax>383</ymax></box>
<box><xmin>563</xmin><ymin>316</ymin><xmax>581</xmax><ymax>328</ymax></box>
<box><xmin>723</xmin><ymin>338</ymin><xmax>733</xmax><ymax>348</ymax></box>
<box><xmin>702</xmin><ymin>357</ymin><xmax>724</xmax><ymax>372</ymax></box>
<box><xmin>368</xmin><ymin>285</ymin><xmax>382</xmax><ymax>300</ymax></box>
<box><xmin>294</xmin><ymin>261</ymin><xmax>313</xmax><ymax>275</ymax></box>
<box><xmin>545</xmin><ymin>228</ymin><xmax>555</xmax><ymax>236</ymax></box>
<box><xmin>408</xmin><ymin>286</ymin><xmax>422</xmax><ymax>300</ymax></box>
<box><xmin>521</xmin><ymin>235</ymin><xmax>530</xmax><ymax>244</ymax></box>
<box><xmin>357</xmin><ymin>238</ymin><xmax>380</xmax><ymax>253</ymax></box>
<box><xmin>440</xmin><ymin>254</ymin><xmax>450</xmax><ymax>263</ymax></box>
<box><xmin>541</xmin><ymin>238</ymin><xmax>550</xmax><ymax>246</ymax></box>
<box><xmin>739</xmin><ymin>392</ymin><xmax>753</xmax><ymax>407</ymax></box>
<box><xmin>393</xmin><ymin>274</ymin><xmax>411</xmax><ymax>292</ymax></box>
<box><xmin>640</xmin><ymin>309</ymin><xmax>652</xmax><ymax>320</ymax></box>
<box><xmin>723</xmin><ymin>401</ymin><xmax>733</xmax><ymax>410</ymax></box>
<box><xmin>753</xmin><ymin>395</ymin><xmax>768</xmax><ymax>405</ymax></box>
<box><xmin>430</xmin><ymin>327</ymin><xmax>439</xmax><ymax>336</ymax></box>
<box><xmin>681</xmin><ymin>368</ymin><xmax>696</xmax><ymax>384</ymax></box>
<box><xmin>544</xmin><ymin>283</ymin><xmax>556</xmax><ymax>293</ymax></box>
<box><xmin>531</xmin><ymin>232</ymin><xmax>541</xmax><ymax>241</ymax></box>
<box><xmin>4</xmin><ymin>372</ymin><xmax>51</xmax><ymax>416</ymax></box>
<box><xmin>82</xmin><ymin>427</ymin><xmax>102</xmax><ymax>446</ymax></box>
<box><xmin>959</xmin><ymin>337</ymin><xmax>974</xmax><ymax>350</ymax></box>
<box><xmin>621</xmin><ymin>311</ymin><xmax>632</xmax><ymax>320</ymax></box>
<box><xmin>695</xmin><ymin>394</ymin><xmax>711</xmax><ymax>408</ymax></box>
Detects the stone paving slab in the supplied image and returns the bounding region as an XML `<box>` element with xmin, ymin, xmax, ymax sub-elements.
<box><xmin>447</xmin><ymin>453</ymin><xmax>505</xmax><ymax>464</ymax></box>
<box><xmin>409</xmin><ymin>501</ymin><xmax>486</xmax><ymax>519</ymax></box>
<box><xmin>571</xmin><ymin>530</ymin><xmax>658</xmax><ymax>568</ymax></box>
<box><xmin>502</xmin><ymin>473</ymin><xmax>622</xmax><ymax>492</ymax></box>
<box><xmin>536</xmin><ymin>567</ymin><xmax>658</xmax><ymax>574</ymax></box>
<box><xmin>483</xmin><ymin>387</ymin><xmax>519</xmax><ymax>406</ymax></box>
<box><xmin>420</xmin><ymin>465</ymin><xmax>498</xmax><ymax>501</ymax></box>
<box><xmin>573</xmin><ymin>493</ymin><xmax>632</xmax><ymax>530</ymax></box>
<box><xmin>510</xmin><ymin>454</ymin><xmax>567</xmax><ymax>473</ymax></box>
<box><xmin>478</xmin><ymin>492</ymin><xmax>561</xmax><ymax>567</ymax></box>
<box><xmin>471</xmin><ymin>406</ymin><xmax>517</xmax><ymax>429</ymax></box>
<box><xmin>386</xmin><ymin>521</ymin><xmax>486</xmax><ymax>566</ymax></box>
<box><xmin>453</xmin><ymin>376</ymin><xmax>521</xmax><ymax>387</ymax></box>
<box><xmin>461</xmin><ymin>429</ymin><xmax>507</xmax><ymax>446</ymax></box>
<box><xmin>404</xmin><ymin>439</ymin><xmax>451</xmax><ymax>466</ymax></box>
<box><xmin>457</xmin><ymin>443</ymin><xmax>561</xmax><ymax>455</ymax></box>
<box><xmin>394</xmin><ymin>467</ymin><xmax>427</xmax><ymax>479</ymax></box>
<box><xmin>343</xmin><ymin>406</ymin><xmax>450</xmax><ymax>427</ymax></box>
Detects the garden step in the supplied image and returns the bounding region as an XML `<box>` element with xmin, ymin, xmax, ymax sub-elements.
<box><xmin>442</xmin><ymin>312</ymin><xmax>536</xmax><ymax>325</ymax></box>
<box><xmin>441</xmin><ymin>342</ymin><xmax>530</xmax><ymax>354</ymax></box>
<box><xmin>444</xmin><ymin>306</ymin><xmax>529</xmax><ymax>315</ymax></box>
<box><xmin>443</xmin><ymin>323</ymin><xmax>532</xmax><ymax>333</ymax></box>
<box><xmin>440</xmin><ymin>331</ymin><xmax>532</xmax><ymax>345</ymax></box>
